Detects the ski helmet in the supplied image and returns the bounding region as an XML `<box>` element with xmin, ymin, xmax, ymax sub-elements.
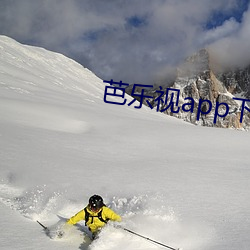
<box><xmin>89</xmin><ymin>195</ymin><xmax>104</xmax><ymax>210</ymax></box>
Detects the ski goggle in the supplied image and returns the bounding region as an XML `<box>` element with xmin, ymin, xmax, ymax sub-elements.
<box><xmin>90</xmin><ymin>204</ymin><xmax>101</xmax><ymax>211</ymax></box>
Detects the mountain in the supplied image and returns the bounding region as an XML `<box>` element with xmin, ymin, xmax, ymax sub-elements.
<box><xmin>217</xmin><ymin>65</ymin><xmax>250</xmax><ymax>99</ymax></box>
<box><xmin>138</xmin><ymin>49</ymin><xmax>250</xmax><ymax>130</ymax></box>
<box><xmin>0</xmin><ymin>36</ymin><xmax>250</xmax><ymax>250</ymax></box>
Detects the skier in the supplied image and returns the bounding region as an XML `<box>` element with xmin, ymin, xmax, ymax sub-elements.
<box><xmin>66</xmin><ymin>194</ymin><xmax>121</xmax><ymax>239</ymax></box>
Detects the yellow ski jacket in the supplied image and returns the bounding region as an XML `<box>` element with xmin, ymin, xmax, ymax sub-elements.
<box><xmin>67</xmin><ymin>206</ymin><xmax>121</xmax><ymax>233</ymax></box>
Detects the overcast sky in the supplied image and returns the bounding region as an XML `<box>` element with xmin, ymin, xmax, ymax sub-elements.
<box><xmin>0</xmin><ymin>0</ymin><xmax>249</xmax><ymax>84</ymax></box>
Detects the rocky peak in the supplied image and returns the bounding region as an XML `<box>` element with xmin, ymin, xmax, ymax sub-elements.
<box><xmin>176</xmin><ymin>49</ymin><xmax>226</xmax><ymax>102</ymax></box>
<box><xmin>177</xmin><ymin>48</ymin><xmax>210</xmax><ymax>78</ymax></box>
<box><xmin>216</xmin><ymin>66</ymin><xmax>250</xmax><ymax>99</ymax></box>
<box><xmin>143</xmin><ymin>49</ymin><xmax>250</xmax><ymax>130</ymax></box>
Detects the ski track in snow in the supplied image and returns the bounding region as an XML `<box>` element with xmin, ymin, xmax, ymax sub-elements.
<box><xmin>0</xmin><ymin>99</ymin><xmax>91</xmax><ymax>134</ymax></box>
<box><xmin>0</xmin><ymin>179</ymin><xmax>211</xmax><ymax>250</ymax></box>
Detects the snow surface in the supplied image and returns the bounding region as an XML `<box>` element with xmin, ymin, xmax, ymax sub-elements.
<box><xmin>0</xmin><ymin>35</ymin><xmax>250</xmax><ymax>250</ymax></box>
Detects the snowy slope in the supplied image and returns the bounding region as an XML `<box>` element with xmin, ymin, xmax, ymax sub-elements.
<box><xmin>0</xmin><ymin>36</ymin><xmax>250</xmax><ymax>250</ymax></box>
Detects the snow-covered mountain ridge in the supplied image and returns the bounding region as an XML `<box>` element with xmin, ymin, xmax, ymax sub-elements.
<box><xmin>0</xmin><ymin>36</ymin><xmax>250</xmax><ymax>250</ymax></box>
<box><xmin>0</xmin><ymin>35</ymin><xmax>104</xmax><ymax>102</ymax></box>
<box><xmin>0</xmin><ymin>35</ymin><xmax>138</xmax><ymax>133</ymax></box>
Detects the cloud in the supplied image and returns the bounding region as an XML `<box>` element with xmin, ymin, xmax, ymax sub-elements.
<box><xmin>0</xmin><ymin>0</ymin><xmax>249</xmax><ymax>84</ymax></box>
<box><xmin>209</xmin><ymin>4</ymin><xmax>250</xmax><ymax>69</ymax></box>
<box><xmin>200</xmin><ymin>18</ymin><xmax>240</xmax><ymax>45</ymax></box>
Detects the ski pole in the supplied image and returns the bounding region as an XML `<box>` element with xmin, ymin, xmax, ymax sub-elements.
<box><xmin>37</xmin><ymin>220</ymin><xmax>48</xmax><ymax>231</ymax></box>
<box><xmin>122</xmin><ymin>227</ymin><xmax>180</xmax><ymax>250</ymax></box>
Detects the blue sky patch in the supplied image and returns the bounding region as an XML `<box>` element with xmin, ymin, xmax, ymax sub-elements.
<box><xmin>126</xmin><ymin>15</ymin><xmax>148</xmax><ymax>28</ymax></box>
<box><xmin>206</xmin><ymin>0</ymin><xmax>249</xmax><ymax>29</ymax></box>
